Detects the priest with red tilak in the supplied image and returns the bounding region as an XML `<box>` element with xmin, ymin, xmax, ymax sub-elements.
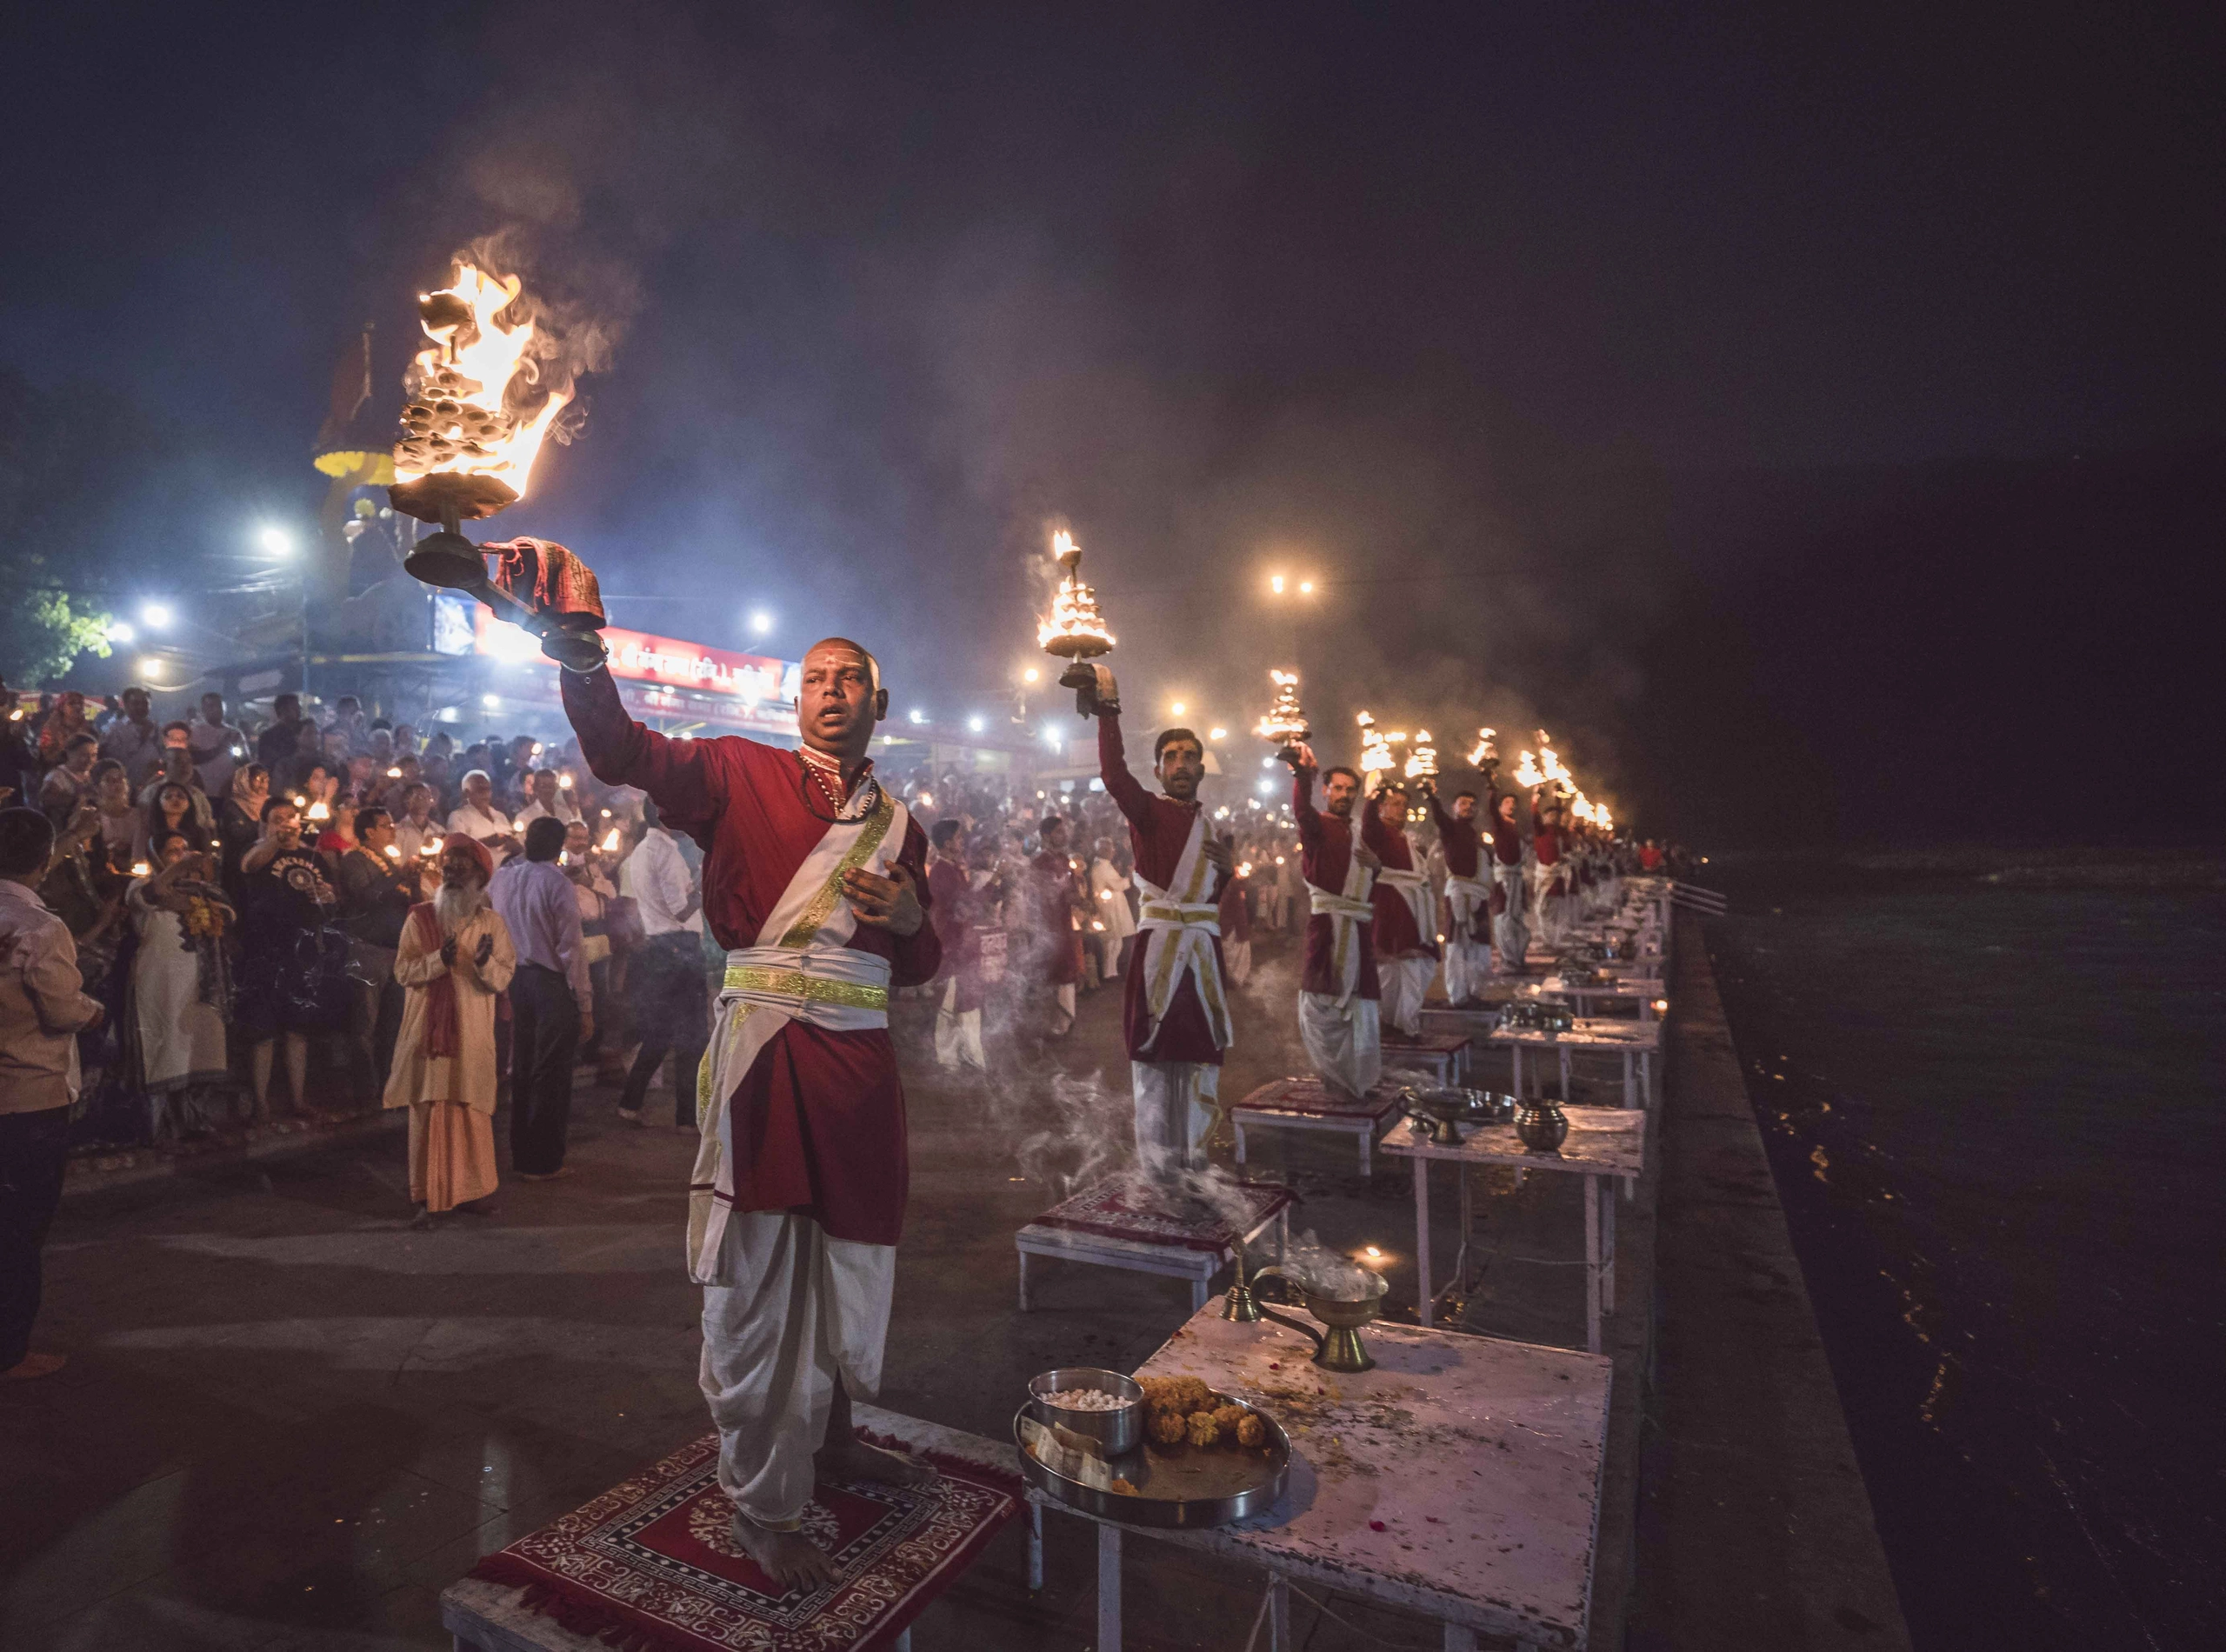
<box><xmin>563</xmin><ymin>637</ymin><xmax>940</xmax><ymax>1593</ymax></box>
<box><xmin>1074</xmin><ymin>669</ymin><xmax>1234</xmax><ymax>1176</ymax></box>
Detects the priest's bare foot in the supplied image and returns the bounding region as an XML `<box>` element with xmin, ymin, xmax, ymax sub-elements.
<box><xmin>817</xmin><ymin>1435</ymin><xmax>936</xmax><ymax>1489</ymax></box>
<box><xmin>729</xmin><ymin>1513</ymin><xmax>838</xmax><ymax>1592</ymax></box>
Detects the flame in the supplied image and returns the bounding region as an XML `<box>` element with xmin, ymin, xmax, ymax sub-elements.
<box><xmin>600</xmin><ymin>828</ymin><xmax>621</xmax><ymax>852</ymax></box>
<box><xmin>383</xmin><ymin>843</ymin><xmax>403</xmax><ymax>860</ymax></box>
<box><xmin>1467</xmin><ymin>726</ymin><xmax>1497</xmax><ymax>766</ymax></box>
<box><xmin>306</xmin><ymin>801</ymin><xmax>330</xmax><ymax>823</ymax></box>
<box><xmin>1237</xmin><ymin>862</ymin><xmax>1254</xmax><ymax>877</ymax></box>
<box><xmin>1037</xmin><ymin>530</ymin><xmax>1115</xmax><ymax>655</ymax></box>
<box><xmin>393</xmin><ymin>263</ymin><xmax>573</xmax><ymax>496</ymax></box>
<box><xmin>1254</xmin><ymin>668</ymin><xmax>1308</xmax><ymax>743</ymax></box>
<box><xmin>1404</xmin><ymin>730</ymin><xmax>1438</xmax><ymax>780</ymax></box>
<box><xmin>131</xmin><ymin>861</ymin><xmax>151</xmax><ymax>877</ymax></box>
<box><xmin>418</xmin><ymin>837</ymin><xmax>440</xmax><ymax>856</ymax></box>
<box><xmin>1356</xmin><ymin>710</ymin><xmax>1393</xmax><ymax>776</ymax></box>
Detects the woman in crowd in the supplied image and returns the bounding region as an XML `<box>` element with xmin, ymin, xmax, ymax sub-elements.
<box><xmin>88</xmin><ymin>759</ymin><xmax>138</xmax><ymax>869</ymax></box>
<box><xmin>37</xmin><ymin>799</ymin><xmax>131</xmax><ymax>1135</ymax></box>
<box><xmin>217</xmin><ymin>763</ymin><xmax>270</xmax><ymax>902</ymax></box>
<box><xmin>34</xmin><ymin>689</ymin><xmax>92</xmax><ymax>770</ymax></box>
<box><xmin>126</xmin><ymin>829</ymin><xmax>235</xmax><ymax>1137</ymax></box>
<box><xmin>137</xmin><ymin>781</ymin><xmax>198</xmax><ymax>865</ymax></box>
<box><xmin>235</xmin><ymin>797</ymin><xmax>343</xmax><ymax>1121</ymax></box>
<box><xmin>312</xmin><ymin>796</ymin><xmax>358</xmax><ymax>856</ymax></box>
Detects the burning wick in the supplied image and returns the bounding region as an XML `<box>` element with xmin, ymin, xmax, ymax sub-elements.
<box><xmin>386</xmin><ymin>767</ymin><xmax>403</xmax><ymax>778</ymax></box>
<box><xmin>600</xmin><ymin>829</ymin><xmax>621</xmax><ymax>852</ymax></box>
<box><xmin>383</xmin><ymin>844</ymin><xmax>402</xmax><ymax>860</ymax></box>
<box><xmin>306</xmin><ymin>801</ymin><xmax>330</xmax><ymax>823</ymax></box>
<box><xmin>557</xmin><ymin>772</ymin><xmax>573</xmax><ymax>789</ymax></box>
<box><xmin>131</xmin><ymin>861</ymin><xmax>151</xmax><ymax>878</ymax></box>
<box><xmin>418</xmin><ymin>839</ymin><xmax>440</xmax><ymax>857</ymax></box>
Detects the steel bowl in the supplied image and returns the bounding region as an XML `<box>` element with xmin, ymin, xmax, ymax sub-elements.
<box><xmin>1029</xmin><ymin>1368</ymin><xmax>1144</xmax><ymax>1456</ymax></box>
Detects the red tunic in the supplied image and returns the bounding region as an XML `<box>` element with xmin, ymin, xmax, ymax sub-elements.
<box><xmin>1292</xmin><ymin>766</ymin><xmax>1381</xmax><ymax>1001</ymax></box>
<box><xmin>1427</xmin><ymin>795</ymin><xmax>1491</xmax><ymax>943</ymax></box>
<box><xmin>1031</xmin><ymin>850</ymin><xmax>1084</xmax><ymax>986</ymax></box>
<box><xmin>1362</xmin><ymin>804</ymin><xmax>1436</xmax><ymax>959</ymax></box>
<box><xmin>1098</xmin><ymin>712</ymin><xmax>1227</xmax><ymax>1064</ymax></box>
<box><xmin>928</xmin><ymin>856</ymin><xmax>983</xmax><ymax>1013</ymax></box>
<box><xmin>563</xmin><ymin>665</ymin><xmax>938</xmax><ymax>1246</ymax></box>
<box><xmin>1487</xmin><ymin>788</ymin><xmax>1526</xmax><ymax>865</ymax></box>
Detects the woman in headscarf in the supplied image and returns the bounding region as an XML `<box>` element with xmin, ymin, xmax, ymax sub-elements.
<box><xmin>35</xmin><ymin>690</ymin><xmax>91</xmax><ymax>770</ymax></box>
<box><xmin>217</xmin><ymin>763</ymin><xmax>270</xmax><ymax>903</ymax></box>
<box><xmin>235</xmin><ymin>796</ymin><xmax>343</xmax><ymax>1122</ymax></box>
<box><xmin>126</xmin><ymin>828</ymin><xmax>236</xmax><ymax>1137</ymax></box>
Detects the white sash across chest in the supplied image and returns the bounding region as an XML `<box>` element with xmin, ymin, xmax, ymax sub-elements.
<box><xmin>1306</xmin><ymin>828</ymin><xmax>1376</xmax><ymax>1009</ymax></box>
<box><xmin>685</xmin><ymin>780</ymin><xmax>910</xmax><ymax>1284</ymax></box>
<box><xmin>1131</xmin><ymin>806</ymin><xmax>1231</xmax><ymax>1056</ymax></box>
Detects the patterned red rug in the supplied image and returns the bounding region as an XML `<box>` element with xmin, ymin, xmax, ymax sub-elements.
<box><xmin>470</xmin><ymin>1430</ymin><xmax>1021</xmax><ymax>1651</ymax></box>
<box><xmin>1234</xmin><ymin>1077</ymin><xmax>1403</xmax><ymax>1120</ymax></box>
<box><xmin>1026</xmin><ymin>1174</ymin><xmax>1295</xmax><ymax>1254</ymax></box>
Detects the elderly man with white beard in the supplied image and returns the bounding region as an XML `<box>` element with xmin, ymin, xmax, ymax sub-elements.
<box><xmin>383</xmin><ymin>834</ymin><xmax>517</xmax><ymax>1229</ymax></box>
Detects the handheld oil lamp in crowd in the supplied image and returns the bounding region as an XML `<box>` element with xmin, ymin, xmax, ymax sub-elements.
<box><xmin>1255</xmin><ymin>669</ymin><xmax>1310</xmax><ymax>766</ymax></box>
<box><xmin>390</xmin><ymin>262</ymin><xmax>609</xmax><ymax>672</ymax></box>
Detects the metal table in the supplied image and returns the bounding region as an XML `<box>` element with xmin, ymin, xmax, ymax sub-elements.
<box><xmin>1031</xmin><ymin>1300</ymin><xmax>1614</xmax><ymax>1650</ymax></box>
<box><xmin>1491</xmin><ymin>1016</ymin><xmax>1663</xmax><ymax>1109</ymax></box>
<box><xmin>1380</xmin><ymin>1110</ymin><xmax>1644</xmax><ymax>1352</ymax></box>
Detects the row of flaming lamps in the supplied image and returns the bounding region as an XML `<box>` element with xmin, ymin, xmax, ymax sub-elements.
<box><xmin>370</xmin><ymin>255</ymin><xmax>1610</xmax><ymax>829</ymax></box>
<box><xmin>1036</xmin><ymin>531</ymin><xmax>1610</xmax><ymax>824</ymax></box>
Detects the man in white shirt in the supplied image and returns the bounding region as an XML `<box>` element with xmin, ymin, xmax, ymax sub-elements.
<box><xmin>1086</xmin><ymin>836</ymin><xmax>1135</xmax><ymax>980</ymax></box>
<box><xmin>616</xmin><ymin>798</ymin><xmax>708</xmax><ymax>1127</ymax></box>
<box><xmin>514</xmin><ymin>767</ymin><xmax>583</xmax><ymax>830</ymax></box>
<box><xmin>188</xmin><ymin>692</ymin><xmax>248</xmax><ymax>796</ymax></box>
<box><xmin>444</xmin><ymin>769</ymin><xmax>522</xmax><ymax>865</ymax></box>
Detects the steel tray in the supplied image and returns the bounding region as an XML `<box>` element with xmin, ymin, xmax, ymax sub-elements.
<box><xmin>1014</xmin><ymin>1393</ymin><xmax>1290</xmax><ymax>1529</ymax></box>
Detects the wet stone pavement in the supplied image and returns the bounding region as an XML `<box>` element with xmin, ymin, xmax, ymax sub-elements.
<box><xmin>2</xmin><ymin>932</ymin><xmax>1663</xmax><ymax>1651</ymax></box>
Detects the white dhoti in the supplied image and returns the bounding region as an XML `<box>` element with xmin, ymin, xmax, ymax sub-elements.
<box><xmin>1442</xmin><ymin>875</ymin><xmax>1493</xmax><ymax>1003</ymax></box>
<box><xmin>1530</xmin><ymin>863</ymin><xmax>1571</xmax><ymax>949</ymax></box>
<box><xmin>1377</xmin><ymin>956</ymin><xmax>1434</xmax><ymax>1036</ymax></box>
<box><xmin>1131</xmin><ymin>1060</ymin><xmax>1216</xmax><ymax>1178</ymax></box>
<box><xmin>699</xmin><ymin>1211</ymin><xmax>895</xmax><ymax>1528</ymax></box>
<box><xmin>1299</xmin><ymin>991</ymin><xmax>1381</xmax><ymax>1099</ymax></box>
<box><xmin>1222</xmin><ymin>936</ymin><xmax>1252</xmax><ymax>987</ymax></box>
<box><xmin>1492</xmin><ymin>861</ymin><xmax>1530</xmax><ymax>969</ymax></box>
<box><xmin>934</xmin><ymin>976</ymin><xmax>984</xmax><ymax>1069</ymax></box>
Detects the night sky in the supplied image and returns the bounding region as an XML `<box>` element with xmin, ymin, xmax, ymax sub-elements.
<box><xmin>4</xmin><ymin>2</ymin><xmax>2219</xmax><ymax>845</ymax></box>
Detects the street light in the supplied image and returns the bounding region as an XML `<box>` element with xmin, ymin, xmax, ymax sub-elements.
<box><xmin>1270</xmin><ymin>575</ymin><xmax>1285</xmax><ymax>595</ymax></box>
<box><xmin>1170</xmin><ymin>701</ymin><xmax>1186</xmax><ymax>716</ymax></box>
<box><xmin>104</xmin><ymin>622</ymin><xmax>135</xmax><ymax>644</ymax></box>
<box><xmin>966</xmin><ymin>715</ymin><xmax>985</xmax><ymax>734</ymax></box>
<box><xmin>137</xmin><ymin>657</ymin><xmax>163</xmax><ymax>682</ymax></box>
<box><xmin>141</xmin><ymin>603</ymin><xmax>172</xmax><ymax>629</ymax></box>
<box><xmin>1021</xmin><ymin>666</ymin><xmax>1040</xmax><ymax>683</ymax></box>
<box><xmin>257</xmin><ymin>525</ymin><xmax>295</xmax><ymax>557</ymax></box>
<box><xmin>747</xmin><ymin>610</ymin><xmax>773</xmax><ymax>637</ymax></box>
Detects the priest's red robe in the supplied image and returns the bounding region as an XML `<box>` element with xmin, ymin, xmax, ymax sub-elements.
<box><xmin>1097</xmin><ymin>711</ymin><xmax>1227</xmax><ymax>1064</ymax></box>
<box><xmin>1292</xmin><ymin>768</ymin><xmax>1380</xmax><ymax>1001</ymax></box>
<box><xmin>563</xmin><ymin>666</ymin><xmax>937</xmax><ymax>1246</ymax></box>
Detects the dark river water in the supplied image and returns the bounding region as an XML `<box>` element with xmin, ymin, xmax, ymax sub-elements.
<box><xmin>1703</xmin><ymin>858</ymin><xmax>2225</xmax><ymax>1652</ymax></box>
